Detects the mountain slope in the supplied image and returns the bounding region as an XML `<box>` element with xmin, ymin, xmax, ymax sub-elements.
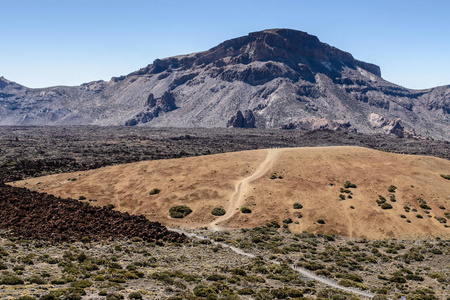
<box><xmin>10</xmin><ymin>146</ymin><xmax>450</xmax><ymax>239</ymax></box>
<box><xmin>1</xmin><ymin>29</ymin><xmax>449</xmax><ymax>140</ymax></box>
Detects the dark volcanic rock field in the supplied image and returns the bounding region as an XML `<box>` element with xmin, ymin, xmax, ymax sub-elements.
<box><xmin>0</xmin><ymin>183</ymin><xmax>186</xmax><ymax>243</ymax></box>
<box><xmin>0</xmin><ymin>126</ymin><xmax>448</xmax><ymax>183</ymax></box>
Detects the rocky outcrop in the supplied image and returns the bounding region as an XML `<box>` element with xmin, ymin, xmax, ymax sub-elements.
<box><xmin>0</xmin><ymin>183</ymin><xmax>186</xmax><ymax>243</ymax></box>
<box><xmin>125</xmin><ymin>91</ymin><xmax>178</xmax><ymax>126</ymax></box>
<box><xmin>367</xmin><ymin>113</ymin><xmax>426</xmax><ymax>138</ymax></box>
<box><xmin>227</xmin><ymin>110</ymin><xmax>256</xmax><ymax>128</ymax></box>
<box><xmin>281</xmin><ymin>117</ymin><xmax>356</xmax><ymax>133</ymax></box>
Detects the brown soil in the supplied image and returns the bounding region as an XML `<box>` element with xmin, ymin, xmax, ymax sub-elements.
<box><xmin>11</xmin><ymin>146</ymin><xmax>450</xmax><ymax>240</ymax></box>
<box><xmin>0</xmin><ymin>183</ymin><xmax>186</xmax><ymax>244</ymax></box>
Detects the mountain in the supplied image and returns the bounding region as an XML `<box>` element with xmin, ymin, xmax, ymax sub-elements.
<box><xmin>1</xmin><ymin>29</ymin><xmax>449</xmax><ymax>140</ymax></box>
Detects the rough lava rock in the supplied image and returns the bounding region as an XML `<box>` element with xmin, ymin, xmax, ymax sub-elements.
<box><xmin>0</xmin><ymin>183</ymin><xmax>186</xmax><ymax>244</ymax></box>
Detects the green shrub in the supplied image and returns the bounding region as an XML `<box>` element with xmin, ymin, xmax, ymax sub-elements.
<box><xmin>169</xmin><ymin>205</ymin><xmax>193</xmax><ymax>218</ymax></box>
<box><xmin>241</xmin><ymin>206</ymin><xmax>252</xmax><ymax>214</ymax></box>
<box><xmin>206</xmin><ymin>274</ymin><xmax>226</xmax><ymax>281</ymax></box>
<box><xmin>388</xmin><ymin>185</ymin><xmax>397</xmax><ymax>192</ymax></box>
<box><xmin>149</xmin><ymin>188</ymin><xmax>161</xmax><ymax>195</ymax></box>
<box><xmin>293</xmin><ymin>202</ymin><xmax>303</xmax><ymax>209</ymax></box>
<box><xmin>211</xmin><ymin>207</ymin><xmax>226</xmax><ymax>216</ymax></box>
<box><xmin>237</xmin><ymin>288</ymin><xmax>255</xmax><ymax>295</ymax></box>
<box><xmin>344</xmin><ymin>181</ymin><xmax>357</xmax><ymax>188</ymax></box>
<box><xmin>70</xmin><ymin>280</ymin><xmax>92</xmax><ymax>289</ymax></box>
<box><xmin>0</xmin><ymin>247</ymin><xmax>8</xmax><ymax>257</ymax></box>
<box><xmin>420</xmin><ymin>203</ymin><xmax>431</xmax><ymax>210</ymax></box>
<box><xmin>416</xmin><ymin>214</ymin><xmax>423</xmax><ymax>219</ymax></box>
<box><xmin>128</xmin><ymin>291</ymin><xmax>143</xmax><ymax>300</ymax></box>
<box><xmin>51</xmin><ymin>278</ymin><xmax>67</xmax><ymax>284</ymax></box>
<box><xmin>440</xmin><ymin>174</ymin><xmax>450</xmax><ymax>180</ymax></box>
<box><xmin>270</xmin><ymin>174</ymin><xmax>277</xmax><ymax>180</ymax></box>
<box><xmin>27</xmin><ymin>275</ymin><xmax>46</xmax><ymax>284</ymax></box>
<box><xmin>0</xmin><ymin>261</ymin><xmax>7</xmax><ymax>270</ymax></box>
<box><xmin>106</xmin><ymin>294</ymin><xmax>124</xmax><ymax>300</ymax></box>
<box><xmin>390</xmin><ymin>195</ymin><xmax>396</xmax><ymax>202</ymax></box>
<box><xmin>406</xmin><ymin>274</ymin><xmax>424</xmax><ymax>281</ymax></box>
<box><xmin>16</xmin><ymin>296</ymin><xmax>36</xmax><ymax>300</ymax></box>
<box><xmin>376</xmin><ymin>196</ymin><xmax>386</xmax><ymax>206</ymax></box>
<box><xmin>78</xmin><ymin>195</ymin><xmax>86</xmax><ymax>200</ymax></box>
<box><xmin>317</xmin><ymin>219</ymin><xmax>325</xmax><ymax>224</ymax></box>
<box><xmin>389</xmin><ymin>276</ymin><xmax>406</xmax><ymax>283</ymax></box>
<box><xmin>193</xmin><ymin>284</ymin><xmax>218</xmax><ymax>298</ymax></box>
<box><xmin>231</xmin><ymin>268</ymin><xmax>247</xmax><ymax>276</ymax></box>
<box><xmin>381</xmin><ymin>203</ymin><xmax>393</xmax><ymax>210</ymax></box>
<box><xmin>0</xmin><ymin>275</ymin><xmax>24</xmax><ymax>285</ymax></box>
<box><xmin>266</xmin><ymin>220</ymin><xmax>280</xmax><ymax>228</ymax></box>
<box><xmin>339</xmin><ymin>194</ymin><xmax>346</xmax><ymax>200</ymax></box>
<box><xmin>283</xmin><ymin>218</ymin><xmax>293</xmax><ymax>224</ymax></box>
<box><xmin>106</xmin><ymin>204</ymin><xmax>115</xmax><ymax>209</ymax></box>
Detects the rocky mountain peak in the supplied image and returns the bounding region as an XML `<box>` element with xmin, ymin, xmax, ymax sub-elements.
<box><xmin>131</xmin><ymin>29</ymin><xmax>381</xmax><ymax>80</ymax></box>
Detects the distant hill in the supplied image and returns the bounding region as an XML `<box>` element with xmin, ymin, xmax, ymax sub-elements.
<box><xmin>10</xmin><ymin>146</ymin><xmax>450</xmax><ymax>239</ymax></box>
<box><xmin>1</xmin><ymin>29</ymin><xmax>449</xmax><ymax>140</ymax></box>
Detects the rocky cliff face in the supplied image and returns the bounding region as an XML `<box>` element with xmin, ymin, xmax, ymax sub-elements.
<box><xmin>0</xmin><ymin>29</ymin><xmax>449</xmax><ymax>140</ymax></box>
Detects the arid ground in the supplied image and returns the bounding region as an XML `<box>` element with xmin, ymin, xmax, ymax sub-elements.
<box><xmin>11</xmin><ymin>146</ymin><xmax>450</xmax><ymax>239</ymax></box>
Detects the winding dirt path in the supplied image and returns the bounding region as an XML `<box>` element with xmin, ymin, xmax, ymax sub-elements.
<box><xmin>209</xmin><ymin>148</ymin><xmax>281</xmax><ymax>230</ymax></box>
<box><xmin>169</xmin><ymin>228</ymin><xmax>375</xmax><ymax>298</ymax></box>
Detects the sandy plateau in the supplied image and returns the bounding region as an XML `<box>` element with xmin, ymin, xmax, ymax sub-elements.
<box><xmin>10</xmin><ymin>146</ymin><xmax>450</xmax><ymax>239</ymax></box>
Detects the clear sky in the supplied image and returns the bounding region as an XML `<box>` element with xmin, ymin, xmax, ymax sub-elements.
<box><xmin>1</xmin><ymin>0</ymin><xmax>449</xmax><ymax>89</ymax></box>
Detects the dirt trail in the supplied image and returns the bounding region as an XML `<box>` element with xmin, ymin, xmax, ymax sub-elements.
<box><xmin>209</xmin><ymin>148</ymin><xmax>280</xmax><ymax>230</ymax></box>
<box><xmin>169</xmin><ymin>228</ymin><xmax>375</xmax><ymax>298</ymax></box>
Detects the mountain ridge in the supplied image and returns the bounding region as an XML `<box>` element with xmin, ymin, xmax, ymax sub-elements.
<box><xmin>1</xmin><ymin>29</ymin><xmax>449</xmax><ymax>140</ymax></box>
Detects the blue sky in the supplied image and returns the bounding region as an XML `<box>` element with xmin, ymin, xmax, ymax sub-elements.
<box><xmin>1</xmin><ymin>0</ymin><xmax>449</xmax><ymax>89</ymax></box>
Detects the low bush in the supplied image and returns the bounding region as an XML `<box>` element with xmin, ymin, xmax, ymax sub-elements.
<box><xmin>27</xmin><ymin>275</ymin><xmax>46</xmax><ymax>284</ymax></box>
<box><xmin>106</xmin><ymin>294</ymin><xmax>124</xmax><ymax>300</ymax></box>
<box><xmin>420</xmin><ymin>203</ymin><xmax>431</xmax><ymax>210</ymax></box>
<box><xmin>237</xmin><ymin>288</ymin><xmax>255</xmax><ymax>295</ymax></box>
<box><xmin>317</xmin><ymin>219</ymin><xmax>325</xmax><ymax>224</ymax></box>
<box><xmin>381</xmin><ymin>203</ymin><xmax>393</xmax><ymax>210</ymax></box>
<box><xmin>283</xmin><ymin>218</ymin><xmax>293</xmax><ymax>224</ymax></box>
<box><xmin>169</xmin><ymin>205</ymin><xmax>192</xmax><ymax>218</ymax></box>
<box><xmin>149</xmin><ymin>188</ymin><xmax>161</xmax><ymax>195</ymax></box>
<box><xmin>241</xmin><ymin>206</ymin><xmax>252</xmax><ymax>214</ymax></box>
<box><xmin>344</xmin><ymin>181</ymin><xmax>357</xmax><ymax>188</ymax></box>
<box><xmin>388</xmin><ymin>185</ymin><xmax>397</xmax><ymax>193</ymax></box>
<box><xmin>293</xmin><ymin>202</ymin><xmax>303</xmax><ymax>209</ymax></box>
<box><xmin>0</xmin><ymin>275</ymin><xmax>24</xmax><ymax>285</ymax></box>
<box><xmin>0</xmin><ymin>261</ymin><xmax>7</xmax><ymax>270</ymax></box>
<box><xmin>440</xmin><ymin>174</ymin><xmax>450</xmax><ymax>180</ymax></box>
<box><xmin>211</xmin><ymin>207</ymin><xmax>226</xmax><ymax>216</ymax></box>
<box><xmin>128</xmin><ymin>292</ymin><xmax>143</xmax><ymax>300</ymax></box>
<box><xmin>266</xmin><ymin>220</ymin><xmax>280</xmax><ymax>228</ymax></box>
